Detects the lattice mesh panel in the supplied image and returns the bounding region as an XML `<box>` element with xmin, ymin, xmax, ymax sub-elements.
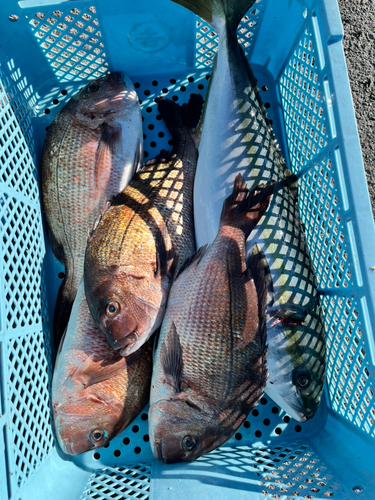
<box><xmin>1</xmin><ymin>195</ymin><xmax>45</xmax><ymax>330</ymax></box>
<box><xmin>28</xmin><ymin>6</ymin><xmax>109</xmax><ymax>82</ymax></box>
<box><xmin>0</xmin><ymin>77</ymin><xmax>38</xmax><ymax>201</ymax></box>
<box><xmin>322</xmin><ymin>296</ymin><xmax>375</xmax><ymax>437</ymax></box>
<box><xmin>7</xmin><ymin>331</ymin><xmax>54</xmax><ymax>491</ymax></box>
<box><xmin>0</xmin><ymin>71</ymin><xmax>35</xmax><ymax>157</ymax></box>
<box><xmin>80</xmin><ymin>464</ymin><xmax>151</xmax><ymax>500</ymax></box>
<box><xmin>279</xmin><ymin>25</ymin><xmax>329</xmax><ymax>172</ymax></box>
<box><xmin>195</xmin><ymin>442</ymin><xmax>350</xmax><ymax>498</ymax></box>
<box><xmin>298</xmin><ymin>159</ymin><xmax>353</xmax><ymax>291</ymax></box>
<box><xmin>0</xmin><ymin>67</ymin><xmax>53</xmax><ymax>497</ymax></box>
<box><xmin>195</xmin><ymin>1</ymin><xmax>263</xmax><ymax>68</ymax></box>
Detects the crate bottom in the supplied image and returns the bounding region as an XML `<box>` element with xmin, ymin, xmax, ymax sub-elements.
<box><xmin>18</xmin><ymin>406</ymin><xmax>375</xmax><ymax>500</ymax></box>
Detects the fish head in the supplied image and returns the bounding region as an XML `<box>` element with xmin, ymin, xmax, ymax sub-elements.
<box><xmin>85</xmin><ymin>264</ymin><xmax>168</xmax><ymax>357</ymax></box>
<box><xmin>73</xmin><ymin>72</ymin><xmax>139</xmax><ymax>129</ymax></box>
<box><xmin>54</xmin><ymin>392</ymin><xmax>124</xmax><ymax>455</ymax></box>
<box><xmin>265</xmin><ymin>307</ymin><xmax>326</xmax><ymax>422</ymax></box>
<box><xmin>149</xmin><ymin>398</ymin><xmax>228</xmax><ymax>463</ymax></box>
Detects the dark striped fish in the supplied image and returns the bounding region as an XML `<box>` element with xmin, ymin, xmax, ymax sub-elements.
<box><xmin>149</xmin><ymin>175</ymin><xmax>272</xmax><ymax>463</ymax></box>
<box><xmin>84</xmin><ymin>95</ymin><xmax>203</xmax><ymax>357</ymax></box>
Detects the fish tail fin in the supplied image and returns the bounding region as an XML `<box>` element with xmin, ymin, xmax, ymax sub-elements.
<box><xmin>171</xmin><ymin>0</ymin><xmax>256</xmax><ymax>33</ymax></box>
<box><xmin>157</xmin><ymin>94</ymin><xmax>204</xmax><ymax>135</ymax></box>
<box><xmin>53</xmin><ymin>279</ymin><xmax>74</xmax><ymax>350</ymax></box>
<box><xmin>220</xmin><ymin>174</ymin><xmax>274</xmax><ymax>238</ymax></box>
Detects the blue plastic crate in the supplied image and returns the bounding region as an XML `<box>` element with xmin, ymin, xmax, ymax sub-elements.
<box><xmin>1</xmin><ymin>0</ymin><xmax>374</xmax><ymax>499</ymax></box>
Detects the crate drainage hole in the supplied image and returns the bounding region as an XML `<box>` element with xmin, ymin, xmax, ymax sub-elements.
<box><xmin>353</xmin><ymin>485</ymin><xmax>364</xmax><ymax>493</ymax></box>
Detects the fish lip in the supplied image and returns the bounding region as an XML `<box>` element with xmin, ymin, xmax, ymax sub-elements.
<box><xmin>60</xmin><ymin>438</ymin><xmax>95</xmax><ymax>456</ymax></box>
<box><xmin>283</xmin><ymin>393</ymin><xmax>310</xmax><ymax>422</ymax></box>
<box><xmin>153</xmin><ymin>438</ymin><xmax>180</xmax><ymax>464</ymax></box>
<box><xmin>154</xmin><ymin>439</ymin><xmax>163</xmax><ymax>462</ymax></box>
<box><xmin>62</xmin><ymin>439</ymin><xmax>74</xmax><ymax>455</ymax></box>
<box><xmin>112</xmin><ymin>330</ymin><xmax>140</xmax><ymax>350</ymax></box>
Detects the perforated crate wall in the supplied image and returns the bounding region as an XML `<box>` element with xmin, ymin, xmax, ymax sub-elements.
<box><xmin>279</xmin><ymin>16</ymin><xmax>375</xmax><ymax>440</ymax></box>
<box><xmin>27</xmin><ymin>5</ymin><xmax>109</xmax><ymax>82</ymax></box>
<box><xmin>195</xmin><ymin>0</ymin><xmax>263</xmax><ymax>68</ymax></box>
<box><xmin>0</xmin><ymin>67</ymin><xmax>53</xmax><ymax>499</ymax></box>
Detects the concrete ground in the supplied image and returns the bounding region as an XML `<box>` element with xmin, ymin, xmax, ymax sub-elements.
<box><xmin>337</xmin><ymin>0</ymin><xmax>375</xmax><ymax>220</ymax></box>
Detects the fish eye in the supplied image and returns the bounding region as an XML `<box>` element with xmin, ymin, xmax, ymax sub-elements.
<box><xmin>182</xmin><ymin>435</ymin><xmax>196</xmax><ymax>451</ymax></box>
<box><xmin>106</xmin><ymin>301</ymin><xmax>120</xmax><ymax>317</ymax></box>
<box><xmin>297</xmin><ymin>375</ymin><xmax>310</xmax><ymax>388</ymax></box>
<box><xmin>87</xmin><ymin>81</ymin><xmax>100</xmax><ymax>93</ymax></box>
<box><xmin>89</xmin><ymin>428</ymin><xmax>106</xmax><ymax>442</ymax></box>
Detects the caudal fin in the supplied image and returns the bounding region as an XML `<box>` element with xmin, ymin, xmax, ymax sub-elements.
<box><xmin>220</xmin><ymin>174</ymin><xmax>273</xmax><ymax>238</ymax></box>
<box><xmin>170</xmin><ymin>0</ymin><xmax>256</xmax><ymax>32</ymax></box>
<box><xmin>157</xmin><ymin>94</ymin><xmax>203</xmax><ymax>135</ymax></box>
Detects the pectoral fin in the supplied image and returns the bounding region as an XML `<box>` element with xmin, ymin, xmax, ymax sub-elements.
<box><xmin>71</xmin><ymin>356</ymin><xmax>126</xmax><ymax>388</ymax></box>
<box><xmin>94</xmin><ymin>123</ymin><xmax>121</xmax><ymax>188</ymax></box>
<box><xmin>161</xmin><ymin>323</ymin><xmax>182</xmax><ymax>392</ymax></box>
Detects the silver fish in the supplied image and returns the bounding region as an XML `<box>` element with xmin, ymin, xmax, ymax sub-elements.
<box><xmin>171</xmin><ymin>0</ymin><xmax>326</xmax><ymax>421</ymax></box>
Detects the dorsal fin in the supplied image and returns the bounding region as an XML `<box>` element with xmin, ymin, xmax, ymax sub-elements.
<box><xmin>157</xmin><ymin>94</ymin><xmax>204</xmax><ymax>135</ymax></box>
<box><xmin>247</xmin><ymin>245</ymin><xmax>269</xmax><ymax>353</ymax></box>
<box><xmin>220</xmin><ymin>174</ymin><xmax>274</xmax><ymax>239</ymax></box>
<box><xmin>175</xmin><ymin>244</ymin><xmax>208</xmax><ymax>279</ymax></box>
<box><xmin>154</xmin><ymin>225</ymin><xmax>177</xmax><ymax>279</ymax></box>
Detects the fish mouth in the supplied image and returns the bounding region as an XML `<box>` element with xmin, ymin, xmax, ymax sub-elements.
<box><xmin>118</xmin><ymin>331</ymin><xmax>143</xmax><ymax>357</ymax></box>
<box><xmin>112</xmin><ymin>330</ymin><xmax>140</xmax><ymax>351</ymax></box>
<box><xmin>59</xmin><ymin>437</ymin><xmax>95</xmax><ymax>456</ymax></box>
<box><xmin>61</xmin><ymin>438</ymin><xmax>76</xmax><ymax>456</ymax></box>
<box><xmin>152</xmin><ymin>437</ymin><xmax>182</xmax><ymax>465</ymax></box>
<box><xmin>154</xmin><ymin>439</ymin><xmax>163</xmax><ymax>462</ymax></box>
<box><xmin>266</xmin><ymin>384</ymin><xmax>308</xmax><ymax>423</ymax></box>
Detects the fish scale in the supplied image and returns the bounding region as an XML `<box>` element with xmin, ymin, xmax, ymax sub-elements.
<box><xmin>84</xmin><ymin>95</ymin><xmax>202</xmax><ymax>358</ymax></box>
<box><xmin>42</xmin><ymin>73</ymin><xmax>143</xmax><ymax>348</ymax></box>
<box><xmin>90</xmin><ymin>151</ymin><xmax>195</xmax><ymax>269</ymax></box>
<box><xmin>149</xmin><ymin>175</ymin><xmax>271</xmax><ymax>463</ymax></box>
<box><xmin>52</xmin><ymin>280</ymin><xmax>152</xmax><ymax>456</ymax></box>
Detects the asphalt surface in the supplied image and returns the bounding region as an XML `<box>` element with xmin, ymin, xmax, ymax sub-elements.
<box><xmin>337</xmin><ymin>0</ymin><xmax>375</xmax><ymax>220</ymax></box>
